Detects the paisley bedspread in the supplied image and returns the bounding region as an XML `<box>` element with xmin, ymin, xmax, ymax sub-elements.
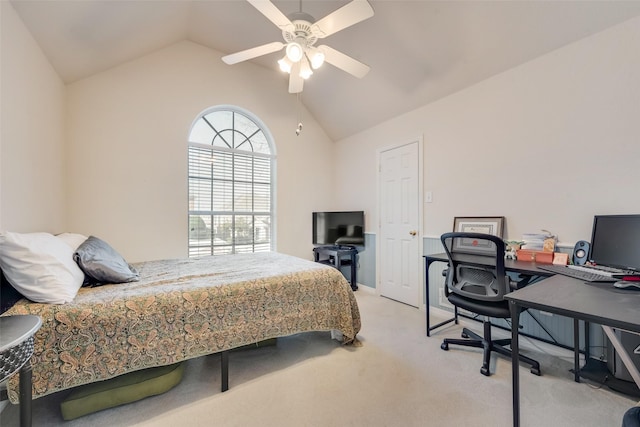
<box><xmin>2</xmin><ymin>252</ymin><xmax>361</xmax><ymax>403</ymax></box>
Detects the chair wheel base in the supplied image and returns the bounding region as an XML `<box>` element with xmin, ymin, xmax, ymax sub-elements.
<box><xmin>441</xmin><ymin>342</ymin><xmax>449</xmax><ymax>351</ymax></box>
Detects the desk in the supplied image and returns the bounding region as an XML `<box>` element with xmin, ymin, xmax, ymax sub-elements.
<box><xmin>506</xmin><ymin>275</ymin><xmax>640</xmax><ymax>427</ymax></box>
<box><xmin>424</xmin><ymin>252</ymin><xmax>553</xmax><ymax>337</ymax></box>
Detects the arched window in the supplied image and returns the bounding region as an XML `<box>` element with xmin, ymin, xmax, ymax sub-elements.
<box><xmin>188</xmin><ymin>106</ymin><xmax>275</xmax><ymax>257</ymax></box>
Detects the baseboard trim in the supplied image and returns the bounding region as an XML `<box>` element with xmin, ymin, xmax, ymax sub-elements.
<box><xmin>356</xmin><ymin>284</ymin><xmax>376</xmax><ymax>295</ymax></box>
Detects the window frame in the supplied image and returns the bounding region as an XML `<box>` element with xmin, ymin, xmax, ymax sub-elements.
<box><xmin>187</xmin><ymin>105</ymin><xmax>277</xmax><ymax>256</ymax></box>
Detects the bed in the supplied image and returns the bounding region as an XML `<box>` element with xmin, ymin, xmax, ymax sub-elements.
<box><xmin>1</xmin><ymin>251</ymin><xmax>361</xmax><ymax>403</ymax></box>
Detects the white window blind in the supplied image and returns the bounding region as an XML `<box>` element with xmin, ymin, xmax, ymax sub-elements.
<box><xmin>188</xmin><ymin>108</ymin><xmax>274</xmax><ymax>257</ymax></box>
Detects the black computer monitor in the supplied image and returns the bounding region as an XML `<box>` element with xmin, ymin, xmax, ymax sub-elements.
<box><xmin>589</xmin><ymin>214</ymin><xmax>640</xmax><ymax>271</ymax></box>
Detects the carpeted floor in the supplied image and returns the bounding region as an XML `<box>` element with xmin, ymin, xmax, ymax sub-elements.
<box><xmin>1</xmin><ymin>290</ymin><xmax>636</xmax><ymax>426</ymax></box>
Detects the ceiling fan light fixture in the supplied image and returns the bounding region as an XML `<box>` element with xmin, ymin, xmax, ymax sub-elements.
<box><xmin>299</xmin><ymin>57</ymin><xmax>313</xmax><ymax>79</ymax></box>
<box><xmin>309</xmin><ymin>48</ymin><xmax>325</xmax><ymax>69</ymax></box>
<box><xmin>278</xmin><ymin>56</ymin><xmax>293</xmax><ymax>73</ymax></box>
<box><xmin>285</xmin><ymin>42</ymin><xmax>304</xmax><ymax>62</ymax></box>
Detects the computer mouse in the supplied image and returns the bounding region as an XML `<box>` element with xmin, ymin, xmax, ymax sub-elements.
<box><xmin>613</xmin><ymin>281</ymin><xmax>640</xmax><ymax>290</ymax></box>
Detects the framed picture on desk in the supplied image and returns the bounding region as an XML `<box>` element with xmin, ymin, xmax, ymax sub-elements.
<box><xmin>452</xmin><ymin>216</ymin><xmax>505</xmax><ymax>254</ymax></box>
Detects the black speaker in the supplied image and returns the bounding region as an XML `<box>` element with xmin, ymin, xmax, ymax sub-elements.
<box><xmin>573</xmin><ymin>240</ymin><xmax>590</xmax><ymax>265</ymax></box>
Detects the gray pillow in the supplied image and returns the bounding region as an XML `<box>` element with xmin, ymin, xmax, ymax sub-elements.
<box><xmin>74</xmin><ymin>236</ymin><xmax>139</xmax><ymax>285</ymax></box>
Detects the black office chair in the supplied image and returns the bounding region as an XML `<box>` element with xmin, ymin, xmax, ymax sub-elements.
<box><xmin>439</xmin><ymin>232</ymin><xmax>541</xmax><ymax>377</ymax></box>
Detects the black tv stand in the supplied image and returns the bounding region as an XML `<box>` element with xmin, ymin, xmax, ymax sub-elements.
<box><xmin>313</xmin><ymin>245</ymin><xmax>358</xmax><ymax>291</ymax></box>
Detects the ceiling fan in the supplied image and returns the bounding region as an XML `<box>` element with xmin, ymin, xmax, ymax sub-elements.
<box><xmin>222</xmin><ymin>0</ymin><xmax>374</xmax><ymax>93</ymax></box>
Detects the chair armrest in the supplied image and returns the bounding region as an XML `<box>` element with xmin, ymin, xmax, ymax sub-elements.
<box><xmin>509</xmin><ymin>273</ymin><xmax>537</xmax><ymax>290</ymax></box>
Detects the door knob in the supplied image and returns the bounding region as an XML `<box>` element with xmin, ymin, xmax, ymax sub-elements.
<box><xmin>409</xmin><ymin>230</ymin><xmax>417</xmax><ymax>236</ymax></box>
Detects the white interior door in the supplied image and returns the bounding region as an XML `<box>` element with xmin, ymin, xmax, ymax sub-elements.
<box><xmin>378</xmin><ymin>140</ymin><xmax>422</xmax><ymax>307</ymax></box>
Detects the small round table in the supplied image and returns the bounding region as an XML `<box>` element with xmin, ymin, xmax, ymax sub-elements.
<box><xmin>1</xmin><ymin>315</ymin><xmax>42</xmax><ymax>427</ymax></box>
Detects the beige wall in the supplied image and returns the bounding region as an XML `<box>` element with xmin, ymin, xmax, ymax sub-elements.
<box><xmin>2</xmin><ymin>1</ymin><xmax>336</xmax><ymax>261</ymax></box>
<box><xmin>335</xmin><ymin>16</ymin><xmax>640</xmax><ymax>245</ymax></box>
<box><xmin>65</xmin><ymin>41</ymin><xmax>335</xmax><ymax>262</ymax></box>
<box><xmin>1</xmin><ymin>2</ymin><xmax>67</xmax><ymax>233</ymax></box>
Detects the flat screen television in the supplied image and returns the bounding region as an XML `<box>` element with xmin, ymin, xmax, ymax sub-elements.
<box><xmin>589</xmin><ymin>214</ymin><xmax>640</xmax><ymax>271</ymax></box>
<box><xmin>313</xmin><ymin>211</ymin><xmax>364</xmax><ymax>246</ymax></box>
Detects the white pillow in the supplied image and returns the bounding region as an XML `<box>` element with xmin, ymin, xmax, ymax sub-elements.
<box><xmin>0</xmin><ymin>231</ymin><xmax>85</xmax><ymax>304</ymax></box>
<box><xmin>56</xmin><ymin>232</ymin><xmax>88</xmax><ymax>250</ymax></box>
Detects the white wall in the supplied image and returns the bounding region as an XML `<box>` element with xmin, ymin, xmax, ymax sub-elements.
<box><xmin>335</xmin><ymin>16</ymin><xmax>640</xmax><ymax>245</ymax></box>
<box><xmin>66</xmin><ymin>41</ymin><xmax>336</xmax><ymax>262</ymax></box>
<box><xmin>0</xmin><ymin>2</ymin><xmax>67</xmax><ymax>232</ymax></box>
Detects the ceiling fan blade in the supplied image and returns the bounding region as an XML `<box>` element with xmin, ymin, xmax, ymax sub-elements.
<box><xmin>247</xmin><ymin>0</ymin><xmax>295</xmax><ymax>32</ymax></box>
<box><xmin>222</xmin><ymin>42</ymin><xmax>285</xmax><ymax>65</ymax></box>
<box><xmin>318</xmin><ymin>45</ymin><xmax>370</xmax><ymax>78</ymax></box>
<box><xmin>289</xmin><ymin>61</ymin><xmax>304</xmax><ymax>93</ymax></box>
<box><xmin>312</xmin><ymin>0</ymin><xmax>374</xmax><ymax>38</ymax></box>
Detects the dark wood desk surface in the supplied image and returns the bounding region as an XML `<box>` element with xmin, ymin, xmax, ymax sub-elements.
<box><xmin>506</xmin><ymin>274</ymin><xmax>640</xmax><ymax>338</ymax></box>
<box><xmin>505</xmin><ymin>274</ymin><xmax>640</xmax><ymax>426</ymax></box>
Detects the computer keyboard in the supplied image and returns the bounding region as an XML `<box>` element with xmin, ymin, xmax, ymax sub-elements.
<box><xmin>537</xmin><ymin>264</ymin><xmax>618</xmax><ymax>282</ymax></box>
<box><xmin>567</xmin><ymin>264</ymin><xmax>615</xmax><ymax>276</ymax></box>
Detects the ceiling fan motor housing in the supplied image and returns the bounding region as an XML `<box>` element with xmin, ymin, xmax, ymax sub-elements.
<box><xmin>283</xmin><ymin>18</ymin><xmax>318</xmax><ymax>49</ymax></box>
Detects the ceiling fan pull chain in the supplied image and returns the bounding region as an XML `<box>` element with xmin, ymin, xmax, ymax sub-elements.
<box><xmin>296</xmin><ymin>93</ymin><xmax>303</xmax><ymax>136</ymax></box>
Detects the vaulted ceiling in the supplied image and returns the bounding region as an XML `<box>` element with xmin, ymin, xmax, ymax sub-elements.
<box><xmin>10</xmin><ymin>0</ymin><xmax>640</xmax><ymax>140</ymax></box>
